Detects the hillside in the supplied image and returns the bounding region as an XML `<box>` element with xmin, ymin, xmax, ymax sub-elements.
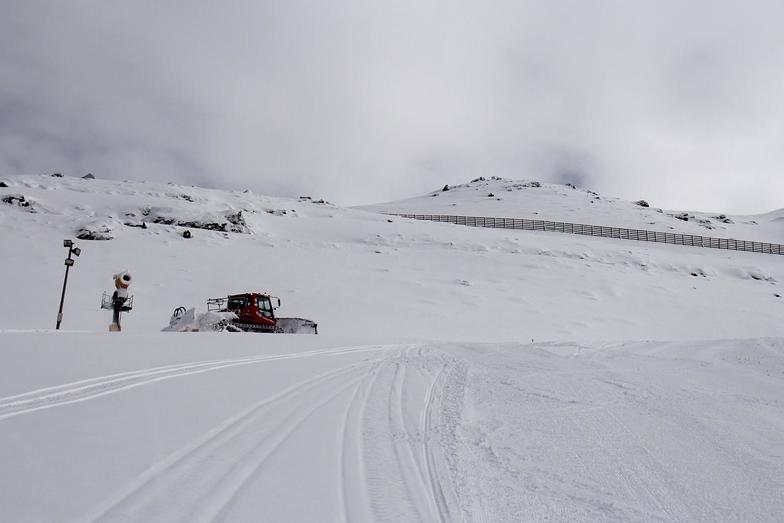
<box><xmin>1</xmin><ymin>174</ymin><xmax>782</xmax><ymax>340</ymax></box>
<box><xmin>361</xmin><ymin>177</ymin><xmax>784</xmax><ymax>243</ymax></box>
<box><xmin>1</xmin><ymin>173</ymin><xmax>782</xmax><ymax>522</ymax></box>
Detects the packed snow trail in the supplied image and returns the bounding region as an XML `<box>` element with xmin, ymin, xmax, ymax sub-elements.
<box><xmin>0</xmin><ymin>334</ymin><xmax>782</xmax><ymax>522</ymax></box>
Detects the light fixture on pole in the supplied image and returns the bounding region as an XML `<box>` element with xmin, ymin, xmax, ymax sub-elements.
<box><xmin>56</xmin><ymin>239</ymin><xmax>81</xmax><ymax>330</ymax></box>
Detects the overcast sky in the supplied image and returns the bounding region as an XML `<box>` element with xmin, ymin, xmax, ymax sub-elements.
<box><xmin>1</xmin><ymin>1</ymin><xmax>782</xmax><ymax>213</ymax></box>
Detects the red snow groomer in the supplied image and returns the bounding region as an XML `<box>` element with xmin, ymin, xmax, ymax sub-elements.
<box><xmin>207</xmin><ymin>292</ymin><xmax>318</xmax><ymax>334</ymax></box>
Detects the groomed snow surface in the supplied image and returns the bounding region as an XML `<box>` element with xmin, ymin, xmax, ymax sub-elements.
<box><xmin>1</xmin><ymin>335</ymin><xmax>782</xmax><ymax>522</ymax></box>
<box><xmin>1</xmin><ymin>174</ymin><xmax>783</xmax><ymax>521</ymax></box>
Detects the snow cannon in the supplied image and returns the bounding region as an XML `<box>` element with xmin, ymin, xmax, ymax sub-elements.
<box><xmin>101</xmin><ymin>271</ymin><xmax>134</xmax><ymax>332</ymax></box>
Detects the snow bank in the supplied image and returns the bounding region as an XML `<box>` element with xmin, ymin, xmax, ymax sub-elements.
<box><xmin>162</xmin><ymin>308</ymin><xmax>237</xmax><ymax>332</ymax></box>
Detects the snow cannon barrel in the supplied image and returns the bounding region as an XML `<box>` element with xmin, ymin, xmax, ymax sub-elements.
<box><xmin>114</xmin><ymin>271</ymin><xmax>132</xmax><ymax>291</ymax></box>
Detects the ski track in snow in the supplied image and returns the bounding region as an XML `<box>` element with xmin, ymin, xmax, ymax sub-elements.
<box><xmin>0</xmin><ymin>345</ymin><xmax>391</xmax><ymax>421</ymax></box>
<box><xmin>421</xmin><ymin>364</ymin><xmax>451</xmax><ymax>523</ymax></box>
<box><xmin>76</xmin><ymin>345</ymin><xmax>463</xmax><ymax>523</ymax></box>
<box><xmin>338</xmin><ymin>356</ymin><xmax>382</xmax><ymax>523</ymax></box>
<box><xmin>81</xmin><ymin>358</ymin><xmax>382</xmax><ymax>522</ymax></box>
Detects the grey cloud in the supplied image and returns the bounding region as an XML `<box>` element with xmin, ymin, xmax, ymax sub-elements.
<box><xmin>1</xmin><ymin>1</ymin><xmax>783</xmax><ymax>213</ymax></box>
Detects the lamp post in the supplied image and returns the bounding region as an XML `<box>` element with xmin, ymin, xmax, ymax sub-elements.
<box><xmin>56</xmin><ymin>239</ymin><xmax>81</xmax><ymax>330</ymax></box>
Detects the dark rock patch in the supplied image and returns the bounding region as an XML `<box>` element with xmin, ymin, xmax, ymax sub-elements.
<box><xmin>711</xmin><ymin>214</ymin><xmax>734</xmax><ymax>224</ymax></box>
<box><xmin>298</xmin><ymin>196</ymin><xmax>331</xmax><ymax>205</ymax></box>
<box><xmin>151</xmin><ymin>209</ymin><xmax>250</xmax><ymax>234</ymax></box>
<box><xmin>2</xmin><ymin>194</ymin><xmax>35</xmax><ymax>212</ymax></box>
<box><xmin>77</xmin><ymin>223</ymin><xmax>114</xmax><ymax>240</ymax></box>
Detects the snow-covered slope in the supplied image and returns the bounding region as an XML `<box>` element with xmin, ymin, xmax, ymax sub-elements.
<box><xmin>361</xmin><ymin>177</ymin><xmax>784</xmax><ymax>243</ymax></box>
<box><xmin>1</xmin><ymin>173</ymin><xmax>782</xmax><ymax>522</ymax></box>
<box><xmin>1</xmin><ymin>174</ymin><xmax>782</xmax><ymax>340</ymax></box>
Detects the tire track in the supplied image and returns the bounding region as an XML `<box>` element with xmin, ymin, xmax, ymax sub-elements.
<box><xmin>390</xmin><ymin>348</ymin><xmax>431</xmax><ymax>521</ymax></box>
<box><xmin>362</xmin><ymin>348</ymin><xmax>427</xmax><ymax>521</ymax></box>
<box><xmin>0</xmin><ymin>345</ymin><xmax>391</xmax><ymax>421</ymax></box>
<box><xmin>357</xmin><ymin>347</ymin><xmax>462</xmax><ymax>522</ymax></box>
<box><xmin>193</xmin><ymin>376</ymin><xmax>367</xmax><ymax>522</ymax></box>
<box><xmin>420</xmin><ymin>363</ymin><xmax>451</xmax><ymax>523</ymax></box>
<box><xmin>380</xmin><ymin>347</ymin><xmax>455</xmax><ymax>522</ymax></box>
<box><xmin>81</xmin><ymin>357</ymin><xmax>382</xmax><ymax>523</ymax></box>
<box><xmin>339</xmin><ymin>359</ymin><xmax>383</xmax><ymax>523</ymax></box>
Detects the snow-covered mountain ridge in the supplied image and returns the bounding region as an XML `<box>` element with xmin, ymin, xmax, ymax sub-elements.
<box><xmin>0</xmin><ymin>174</ymin><xmax>340</xmax><ymax>238</ymax></box>
<box><xmin>362</xmin><ymin>176</ymin><xmax>784</xmax><ymax>243</ymax></box>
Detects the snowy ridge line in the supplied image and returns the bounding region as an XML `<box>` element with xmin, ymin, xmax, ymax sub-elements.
<box><xmin>0</xmin><ymin>345</ymin><xmax>393</xmax><ymax>421</ymax></box>
<box><xmin>80</xmin><ymin>358</ymin><xmax>383</xmax><ymax>523</ymax></box>
<box><xmin>390</xmin><ymin>213</ymin><xmax>784</xmax><ymax>256</ymax></box>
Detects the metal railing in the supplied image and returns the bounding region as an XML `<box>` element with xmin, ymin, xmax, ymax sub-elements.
<box><xmin>390</xmin><ymin>213</ymin><xmax>784</xmax><ymax>256</ymax></box>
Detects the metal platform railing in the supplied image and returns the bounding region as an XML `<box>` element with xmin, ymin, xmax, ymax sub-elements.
<box><xmin>100</xmin><ymin>292</ymin><xmax>134</xmax><ymax>311</ymax></box>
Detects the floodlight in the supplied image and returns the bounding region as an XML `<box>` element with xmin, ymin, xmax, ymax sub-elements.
<box><xmin>64</xmin><ymin>239</ymin><xmax>73</xmax><ymax>248</ymax></box>
<box><xmin>72</xmin><ymin>247</ymin><xmax>81</xmax><ymax>257</ymax></box>
<box><xmin>64</xmin><ymin>258</ymin><xmax>74</xmax><ymax>267</ymax></box>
